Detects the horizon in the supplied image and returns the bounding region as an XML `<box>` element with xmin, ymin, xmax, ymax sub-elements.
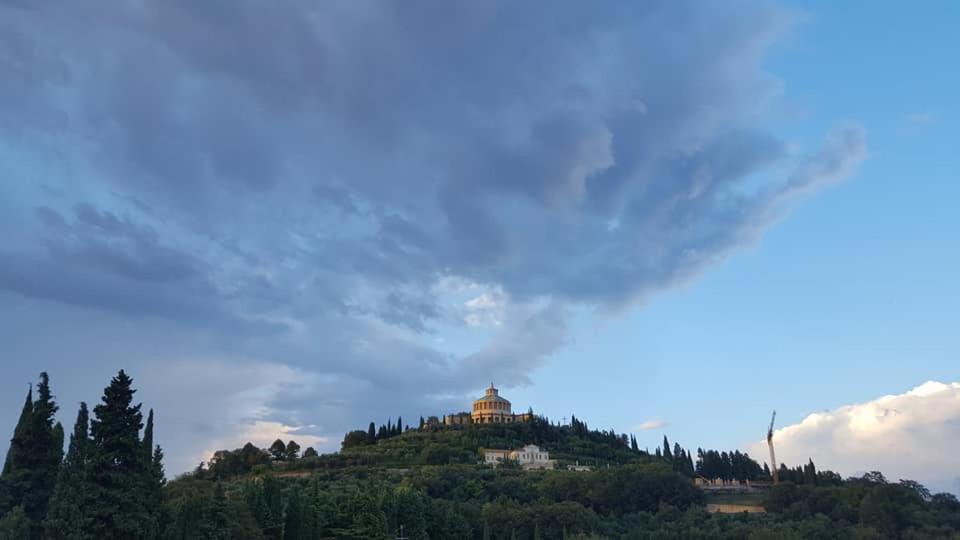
<box><xmin>2</xmin><ymin>0</ymin><xmax>958</xmax><ymax>499</ymax></box>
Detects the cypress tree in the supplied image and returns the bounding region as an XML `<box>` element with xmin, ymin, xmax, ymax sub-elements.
<box><xmin>142</xmin><ymin>409</ymin><xmax>154</xmax><ymax>468</ymax></box>
<box><xmin>141</xmin><ymin>409</ymin><xmax>165</xmax><ymax>531</ymax></box>
<box><xmin>662</xmin><ymin>436</ymin><xmax>672</xmax><ymax>461</ymax></box>
<box><xmin>1</xmin><ymin>373</ymin><xmax>63</xmax><ymax>536</ymax></box>
<box><xmin>367</xmin><ymin>422</ymin><xmax>377</xmax><ymax>443</ymax></box>
<box><xmin>0</xmin><ymin>386</ymin><xmax>33</xmax><ymax>513</ymax></box>
<box><xmin>44</xmin><ymin>402</ymin><xmax>92</xmax><ymax>539</ymax></box>
<box><xmin>0</xmin><ymin>506</ymin><xmax>30</xmax><ymax>538</ymax></box>
<box><xmin>396</xmin><ymin>416</ymin><xmax>403</xmax><ymax>435</ymax></box>
<box><xmin>87</xmin><ymin>370</ymin><xmax>153</xmax><ymax>538</ymax></box>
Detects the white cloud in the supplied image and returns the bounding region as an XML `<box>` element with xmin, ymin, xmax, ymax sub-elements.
<box><xmin>747</xmin><ymin>381</ymin><xmax>960</xmax><ymax>495</ymax></box>
<box><xmin>636</xmin><ymin>419</ymin><xmax>668</xmax><ymax>431</ymax></box>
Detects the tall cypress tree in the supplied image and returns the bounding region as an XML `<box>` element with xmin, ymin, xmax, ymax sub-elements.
<box><xmin>45</xmin><ymin>402</ymin><xmax>92</xmax><ymax>538</ymax></box>
<box><xmin>0</xmin><ymin>386</ymin><xmax>33</xmax><ymax>514</ymax></box>
<box><xmin>662</xmin><ymin>436</ymin><xmax>672</xmax><ymax>461</ymax></box>
<box><xmin>141</xmin><ymin>409</ymin><xmax>165</xmax><ymax>530</ymax></box>
<box><xmin>88</xmin><ymin>370</ymin><xmax>153</xmax><ymax>538</ymax></box>
<box><xmin>1</xmin><ymin>373</ymin><xmax>63</xmax><ymax>537</ymax></box>
<box><xmin>367</xmin><ymin>422</ymin><xmax>377</xmax><ymax>443</ymax></box>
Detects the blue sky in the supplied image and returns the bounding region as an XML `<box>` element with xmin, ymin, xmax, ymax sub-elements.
<box><xmin>1</xmin><ymin>1</ymin><xmax>958</xmax><ymax>492</ymax></box>
<box><xmin>513</xmin><ymin>1</ymin><xmax>960</xmax><ymax>489</ymax></box>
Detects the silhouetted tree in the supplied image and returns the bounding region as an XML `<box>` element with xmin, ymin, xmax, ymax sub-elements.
<box><xmin>269</xmin><ymin>439</ymin><xmax>287</xmax><ymax>461</ymax></box>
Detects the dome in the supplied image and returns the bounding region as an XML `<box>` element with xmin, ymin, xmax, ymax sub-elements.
<box><xmin>472</xmin><ymin>384</ymin><xmax>514</xmax><ymax>425</ymax></box>
<box><xmin>475</xmin><ymin>384</ymin><xmax>510</xmax><ymax>404</ymax></box>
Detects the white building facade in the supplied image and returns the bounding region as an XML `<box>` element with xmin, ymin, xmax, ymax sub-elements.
<box><xmin>482</xmin><ymin>444</ymin><xmax>556</xmax><ymax>470</ymax></box>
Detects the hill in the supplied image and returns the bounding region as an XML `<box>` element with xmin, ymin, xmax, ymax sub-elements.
<box><xmin>168</xmin><ymin>416</ymin><xmax>960</xmax><ymax>539</ymax></box>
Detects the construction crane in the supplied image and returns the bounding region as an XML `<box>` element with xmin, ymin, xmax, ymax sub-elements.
<box><xmin>767</xmin><ymin>410</ymin><xmax>779</xmax><ymax>485</ymax></box>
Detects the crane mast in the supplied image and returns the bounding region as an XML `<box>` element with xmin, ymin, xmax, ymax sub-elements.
<box><xmin>767</xmin><ymin>410</ymin><xmax>779</xmax><ymax>485</ymax></box>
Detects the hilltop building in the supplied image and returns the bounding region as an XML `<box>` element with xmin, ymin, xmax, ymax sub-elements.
<box><xmin>421</xmin><ymin>384</ymin><xmax>533</xmax><ymax>429</ymax></box>
<box><xmin>470</xmin><ymin>383</ymin><xmax>533</xmax><ymax>424</ymax></box>
<box><xmin>444</xmin><ymin>412</ymin><xmax>471</xmax><ymax>425</ymax></box>
<box><xmin>482</xmin><ymin>444</ymin><xmax>556</xmax><ymax>470</ymax></box>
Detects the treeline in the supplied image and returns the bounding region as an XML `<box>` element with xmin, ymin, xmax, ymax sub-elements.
<box><xmin>0</xmin><ymin>371</ymin><xmax>164</xmax><ymax>539</ymax></box>
<box><xmin>341</xmin><ymin>416</ymin><xmax>409</xmax><ymax>450</ymax></box>
<box><xmin>163</xmin><ymin>461</ymin><xmax>702</xmax><ymax>539</ymax></box>
<box><xmin>197</xmin><ymin>440</ymin><xmax>320</xmax><ymax>480</ymax></box>
<box><xmin>160</xmin><ymin>464</ymin><xmax>960</xmax><ymax>539</ymax></box>
<box><xmin>695</xmin><ymin>448</ymin><xmax>765</xmax><ymax>481</ymax></box>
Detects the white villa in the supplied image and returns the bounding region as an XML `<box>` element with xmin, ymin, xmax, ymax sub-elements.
<box><xmin>482</xmin><ymin>444</ymin><xmax>556</xmax><ymax>470</ymax></box>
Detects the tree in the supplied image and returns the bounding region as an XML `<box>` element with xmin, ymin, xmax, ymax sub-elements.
<box><xmin>342</xmin><ymin>430</ymin><xmax>370</xmax><ymax>450</ymax></box>
<box><xmin>368</xmin><ymin>422</ymin><xmax>377</xmax><ymax>443</ymax></box>
<box><xmin>0</xmin><ymin>506</ymin><xmax>30</xmax><ymax>539</ymax></box>
<box><xmin>286</xmin><ymin>440</ymin><xmax>301</xmax><ymax>461</ymax></box>
<box><xmin>0</xmin><ymin>373</ymin><xmax>63</xmax><ymax>536</ymax></box>
<box><xmin>44</xmin><ymin>402</ymin><xmax>93</xmax><ymax>538</ymax></box>
<box><xmin>87</xmin><ymin>370</ymin><xmax>155</xmax><ymax>538</ymax></box>
<box><xmin>397</xmin><ymin>416</ymin><xmax>403</xmax><ymax>435</ymax></box>
<box><xmin>269</xmin><ymin>439</ymin><xmax>287</xmax><ymax>461</ymax></box>
<box><xmin>0</xmin><ymin>386</ymin><xmax>34</xmax><ymax>514</ymax></box>
<box><xmin>662</xmin><ymin>436</ymin><xmax>672</xmax><ymax>461</ymax></box>
<box><xmin>303</xmin><ymin>447</ymin><xmax>318</xmax><ymax>458</ymax></box>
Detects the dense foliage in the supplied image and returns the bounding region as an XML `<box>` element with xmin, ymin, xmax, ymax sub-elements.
<box><xmin>0</xmin><ymin>371</ymin><xmax>164</xmax><ymax>539</ymax></box>
<box><xmin>2</xmin><ymin>372</ymin><xmax>959</xmax><ymax>539</ymax></box>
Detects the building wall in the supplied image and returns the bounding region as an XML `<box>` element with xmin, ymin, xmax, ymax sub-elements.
<box><xmin>484</xmin><ymin>445</ymin><xmax>556</xmax><ymax>470</ymax></box>
<box><xmin>444</xmin><ymin>412</ymin><xmax>472</xmax><ymax>425</ymax></box>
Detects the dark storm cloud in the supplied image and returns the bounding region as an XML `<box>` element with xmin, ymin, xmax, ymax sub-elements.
<box><xmin>0</xmin><ymin>0</ymin><xmax>867</xmax><ymax>471</ymax></box>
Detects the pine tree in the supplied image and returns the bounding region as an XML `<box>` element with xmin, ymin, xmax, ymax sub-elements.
<box><xmin>87</xmin><ymin>370</ymin><xmax>154</xmax><ymax>538</ymax></box>
<box><xmin>269</xmin><ymin>439</ymin><xmax>287</xmax><ymax>461</ymax></box>
<box><xmin>44</xmin><ymin>402</ymin><xmax>92</xmax><ymax>539</ymax></box>
<box><xmin>286</xmin><ymin>440</ymin><xmax>301</xmax><ymax>460</ymax></box>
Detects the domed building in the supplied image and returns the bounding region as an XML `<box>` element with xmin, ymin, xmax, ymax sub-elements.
<box><xmin>471</xmin><ymin>383</ymin><xmax>531</xmax><ymax>424</ymax></box>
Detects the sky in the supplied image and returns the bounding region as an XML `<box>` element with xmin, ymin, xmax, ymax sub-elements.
<box><xmin>1</xmin><ymin>1</ymin><xmax>958</xmax><ymax>493</ymax></box>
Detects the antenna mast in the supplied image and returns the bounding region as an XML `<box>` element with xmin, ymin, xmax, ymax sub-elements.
<box><xmin>767</xmin><ymin>410</ymin><xmax>779</xmax><ymax>485</ymax></box>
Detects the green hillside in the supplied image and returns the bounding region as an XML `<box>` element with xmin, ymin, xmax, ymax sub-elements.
<box><xmin>338</xmin><ymin>416</ymin><xmax>643</xmax><ymax>468</ymax></box>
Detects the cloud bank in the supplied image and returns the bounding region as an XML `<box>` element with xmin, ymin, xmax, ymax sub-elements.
<box><xmin>0</xmin><ymin>0</ymin><xmax>866</xmax><ymax>473</ymax></box>
<box><xmin>749</xmin><ymin>381</ymin><xmax>960</xmax><ymax>495</ymax></box>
